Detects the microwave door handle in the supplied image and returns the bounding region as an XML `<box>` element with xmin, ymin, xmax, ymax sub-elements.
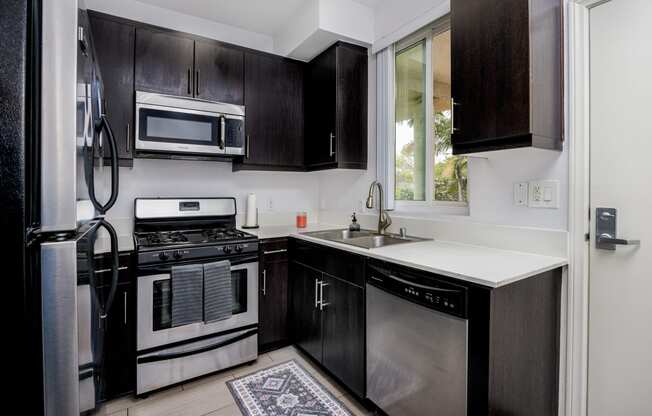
<box><xmin>220</xmin><ymin>116</ymin><xmax>226</xmax><ymax>150</ymax></box>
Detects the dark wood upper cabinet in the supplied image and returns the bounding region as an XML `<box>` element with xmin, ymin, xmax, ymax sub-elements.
<box><xmin>232</xmin><ymin>52</ymin><xmax>304</xmax><ymax>171</ymax></box>
<box><xmin>306</xmin><ymin>47</ymin><xmax>336</xmax><ymax>167</ymax></box>
<box><xmin>305</xmin><ymin>42</ymin><xmax>368</xmax><ymax>170</ymax></box>
<box><xmin>194</xmin><ymin>40</ymin><xmax>244</xmax><ymax>104</ymax></box>
<box><xmin>135</xmin><ymin>27</ymin><xmax>195</xmax><ymax>97</ymax></box>
<box><xmin>451</xmin><ymin>0</ymin><xmax>563</xmax><ymax>154</ymax></box>
<box><xmin>88</xmin><ymin>12</ymin><xmax>135</xmax><ymax>166</ymax></box>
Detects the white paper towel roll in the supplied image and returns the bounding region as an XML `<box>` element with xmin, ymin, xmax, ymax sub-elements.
<box><xmin>245</xmin><ymin>193</ymin><xmax>257</xmax><ymax>227</ymax></box>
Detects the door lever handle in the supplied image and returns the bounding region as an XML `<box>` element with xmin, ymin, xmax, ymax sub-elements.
<box><xmin>597</xmin><ymin>234</ymin><xmax>640</xmax><ymax>247</ymax></box>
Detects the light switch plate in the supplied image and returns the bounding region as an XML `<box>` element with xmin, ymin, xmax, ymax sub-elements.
<box><xmin>513</xmin><ymin>182</ymin><xmax>528</xmax><ymax>206</ymax></box>
<box><xmin>528</xmin><ymin>180</ymin><xmax>559</xmax><ymax>208</ymax></box>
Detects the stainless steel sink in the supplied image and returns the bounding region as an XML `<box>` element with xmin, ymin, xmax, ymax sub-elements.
<box><xmin>302</xmin><ymin>229</ymin><xmax>429</xmax><ymax>249</ymax></box>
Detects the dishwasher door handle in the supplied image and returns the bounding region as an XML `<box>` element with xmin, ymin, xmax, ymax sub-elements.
<box><xmin>371</xmin><ymin>272</ymin><xmax>462</xmax><ymax>294</ymax></box>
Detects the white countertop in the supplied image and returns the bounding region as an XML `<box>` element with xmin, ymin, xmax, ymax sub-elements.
<box><xmin>292</xmin><ymin>231</ymin><xmax>566</xmax><ymax>288</ymax></box>
<box><xmin>246</xmin><ymin>224</ymin><xmax>567</xmax><ymax>288</ymax></box>
<box><xmin>238</xmin><ymin>223</ymin><xmax>339</xmax><ymax>240</ymax></box>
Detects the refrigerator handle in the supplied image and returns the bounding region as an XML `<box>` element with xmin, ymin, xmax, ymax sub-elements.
<box><xmin>93</xmin><ymin>115</ymin><xmax>119</xmax><ymax>214</ymax></box>
<box><xmin>96</xmin><ymin>219</ymin><xmax>120</xmax><ymax>319</ymax></box>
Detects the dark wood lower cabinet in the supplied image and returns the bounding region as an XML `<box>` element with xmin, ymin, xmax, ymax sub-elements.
<box><xmin>258</xmin><ymin>239</ymin><xmax>291</xmax><ymax>352</ymax></box>
<box><xmin>289</xmin><ymin>239</ymin><xmax>366</xmax><ymax>398</ymax></box>
<box><xmin>100</xmin><ymin>280</ymin><xmax>135</xmax><ymax>401</ymax></box>
<box><xmin>321</xmin><ymin>274</ymin><xmax>365</xmax><ymax>398</ymax></box>
<box><xmin>290</xmin><ymin>262</ymin><xmax>323</xmax><ymax>361</ymax></box>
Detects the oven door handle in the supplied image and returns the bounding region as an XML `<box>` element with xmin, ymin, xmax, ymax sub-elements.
<box><xmin>138</xmin><ymin>255</ymin><xmax>258</xmax><ymax>274</ymax></box>
<box><xmin>137</xmin><ymin>328</ymin><xmax>258</xmax><ymax>364</ymax></box>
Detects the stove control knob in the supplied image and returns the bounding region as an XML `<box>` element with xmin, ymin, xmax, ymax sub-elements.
<box><xmin>173</xmin><ymin>250</ymin><xmax>183</xmax><ymax>260</ymax></box>
<box><xmin>222</xmin><ymin>246</ymin><xmax>232</xmax><ymax>254</ymax></box>
<box><xmin>159</xmin><ymin>252</ymin><xmax>169</xmax><ymax>261</ymax></box>
<box><xmin>235</xmin><ymin>244</ymin><xmax>243</xmax><ymax>253</ymax></box>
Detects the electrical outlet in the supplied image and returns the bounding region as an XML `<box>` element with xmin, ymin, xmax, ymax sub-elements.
<box><xmin>266</xmin><ymin>198</ymin><xmax>273</xmax><ymax>211</ymax></box>
<box><xmin>528</xmin><ymin>180</ymin><xmax>559</xmax><ymax>208</ymax></box>
<box><xmin>513</xmin><ymin>182</ymin><xmax>528</xmax><ymax>206</ymax></box>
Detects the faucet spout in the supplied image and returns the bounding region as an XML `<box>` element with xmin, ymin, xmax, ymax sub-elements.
<box><xmin>366</xmin><ymin>181</ymin><xmax>392</xmax><ymax>234</ymax></box>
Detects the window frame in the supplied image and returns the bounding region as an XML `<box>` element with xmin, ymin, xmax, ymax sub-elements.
<box><xmin>392</xmin><ymin>16</ymin><xmax>469</xmax><ymax>214</ymax></box>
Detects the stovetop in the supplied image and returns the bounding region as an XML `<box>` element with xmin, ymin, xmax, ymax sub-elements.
<box><xmin>135</xmin><ymin>227</ymin><xmax>257</xmax><ymax>250</ymax></box>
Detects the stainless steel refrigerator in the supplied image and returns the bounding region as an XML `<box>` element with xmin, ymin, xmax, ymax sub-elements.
<box><xmin>2</xmin><ymin>1</ymin><xmax>121</xmax><ymax>414</ymax></box>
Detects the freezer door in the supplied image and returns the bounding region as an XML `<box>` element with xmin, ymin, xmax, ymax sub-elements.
<box><xmin>41</xmin><ymin>220</ymin><xmax>100</xmax><ymax>416</ymax></box>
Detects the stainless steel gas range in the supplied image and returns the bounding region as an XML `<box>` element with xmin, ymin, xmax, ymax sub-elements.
<box><xmin>133</xmin><ymin>197</ymin><xmax>259</xmax><ymax>395</ymax></box>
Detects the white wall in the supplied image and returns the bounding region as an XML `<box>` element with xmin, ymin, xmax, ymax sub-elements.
<box><xmin>467</xmin><ymin>148</ymin><xmax>569</xmax><ymax>229</ymax></box>
<box><xmin>85</xmin><ymin>0</ymin><xmax>274</xmax><ymax>52</ymax></box>
<box><xmin>103</xmin><ymin>159</ymin><xmax>321</xmax><ymax>223</ymax></box>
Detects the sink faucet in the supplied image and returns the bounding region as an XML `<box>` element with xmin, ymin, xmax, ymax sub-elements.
<box><xmin>366</xmin><ymin>181</ymin><xmax>392</xmax><ymax>235</ymax></box>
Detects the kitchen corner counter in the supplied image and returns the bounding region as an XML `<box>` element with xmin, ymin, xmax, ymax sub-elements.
<box><xmin>290</xmin><ymin>231</ymin><xmax>567</xmax><ymax>288</ymax></box>
<box><xmin>237</xmin><ymin>223</ymin><xmax>340</xmax><ymax>240</ymax></box>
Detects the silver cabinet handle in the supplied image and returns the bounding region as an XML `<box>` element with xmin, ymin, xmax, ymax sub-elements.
<box><xmin>597</xmin><ymin>233</ymin><xmax>640</xmax><ymax>247</ymax></box>
<box><xmin>196</xmin><ymin>69</ymin><xmax>200</xmax><ymax>96</ymax></box>
<box><xmin>187</xmin><ymin>67</ymin><xmax>192</xmax><ymax>95</ymax></box>
<box><xmin>329</xmin><ymin>132</ymin><xmax>335</xmax><ymax>157</ymax></box>
<box><xmin>314</xmin><ymin>279</ymin><xmax>321</xmax><ymax>308</ymax></box>
<box><xmin>94</xmin><ymin>266</ymin><xmax>128</xmax><ymax>274</ymax></box>
<box><xmin>451</xmin><ymin>98</ymin><xmax>460</xmax><ymax>134</ymax></box>
<box><xmin>262</xmin><ymin>269</ymin><xmax>267</xmax><ymax>296</ymax></box>
<box><xmin>123</xmin><ymin>291</ymin><xmax>127</xmax><ymax>325</ymax></box>
<box><xmin>219</xmin><ymin>116</ymin><xmax>226</xmax><ymax>150</ymax></box>
<box><xmin>126</xmin><ymin>123</ymin><xmax>130</xmax><ymax>153</ymax></box>
<box><xmin>245</xmin><ymin>135</ymin><xmax>250</xmax><ymax>159</ymax></box>
<box><xmin>319</xmin><ymin>282</ymin><xmax>330</xmax><ymax>311</ymax></box>
<box><xmin>263</xmin><ymin>249</ymin><xmax>287</xmax><ymax>255</ymax></box>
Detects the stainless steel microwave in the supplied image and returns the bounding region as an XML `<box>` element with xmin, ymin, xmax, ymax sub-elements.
<box><xmin>135</xmin><ymin>91</ymin><xmax>245</xmax><ymax>157</ymax></box>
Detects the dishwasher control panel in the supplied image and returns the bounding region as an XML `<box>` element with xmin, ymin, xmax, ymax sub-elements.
<box><xmin>367</xmin><ymin>262</ymin><xmax>468</xmax><ymax>318</ymax></box>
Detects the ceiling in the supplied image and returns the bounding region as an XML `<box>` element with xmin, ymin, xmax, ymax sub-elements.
<box><xmin>137</xmin><ymin>0</ymin><xmax>380</xmax><ymax>36</ymax></box>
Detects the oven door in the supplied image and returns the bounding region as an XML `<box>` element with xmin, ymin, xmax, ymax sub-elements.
<box><xmin>137</xmin><ymin>256</ymin><xmax>258</xmax><ymax>351</ymax></box>
<box><xmin>135</xmin><ymin>103</ymin><xmax>225</xmax><ymax>155</ymax></box>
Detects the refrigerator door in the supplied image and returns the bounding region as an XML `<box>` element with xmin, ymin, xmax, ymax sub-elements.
<box><xmin>41</xmin><ymin>0</ymin><xmax>84</xmax><ymax>231</ymax></box>
<box><xmin>41</xmin><ymin>1</ymin><xmax>120</xmax><ymax>231</ymax></box>
<box><xmin>41</xmin><ymin>219</ymin><xmax>121</xmax><ymax>415</ymax></box>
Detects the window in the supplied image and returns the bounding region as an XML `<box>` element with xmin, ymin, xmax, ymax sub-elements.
<box><xmin>393</xmin><ymin>19</ymin><xmax>468</xmax><ymax>208</ymax></box>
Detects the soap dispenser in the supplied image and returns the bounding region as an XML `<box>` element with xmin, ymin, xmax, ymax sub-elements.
<box><xmin>349</xmin><ymin>212</ymin><xmax>361</xmax><ymax>231</ymax></box>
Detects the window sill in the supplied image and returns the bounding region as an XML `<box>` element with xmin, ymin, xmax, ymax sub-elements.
<box><xmin>390</xmin><ymin>203</ymin><xmax>469</xmax><ymax>218</ymax></box>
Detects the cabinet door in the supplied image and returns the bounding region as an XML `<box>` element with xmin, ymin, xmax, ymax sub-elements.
<box><xmin>88</xmin><ymin>14</ymin><xmax>135</xmax><ymax>164</ymax></box>
<box><xmin>135</xmin><ymin>28</ymin><xmax>195</xmax><ymax>97</ymax></box>
<box><xmin>290</xmin><ymin>262</ymin><xmax>323</xmax><ymax>362</ymax></box>
<box><xmin>335</xmin><ymin>45</ymin><xmax>367</xmax><ymax>169</ymax></box>
<box><xmin>240</xmin><ymin>52</ymin><xmax>304</xmax><ymax>169</ymax></box>
<box><xmin>194</xmin><ymin>40</ymin><xmax>244</xmax><ymax>104</ymax></box>
<box><xmin>102</xmin><ymin>281</ymin><xmax>135</xmax><ymax>400</ymax></box>
<box><xmin>321</xmin><ymin>274</ymin><xmax>365</xmax><ymax>397</ymax></box>
<box><xmin>305</xmin><ymin>47</ymin><xmax>336</xmax><ymax>167</ymax></box>
<box><xmin>451</xmin><ymin>0</ymin><xmax>530</xmax><ymax>145</ymax></box>
<box><xmin>259</xmin><ymin>258</ymin><xmax>289</xmax><ymax>350</ymax></box>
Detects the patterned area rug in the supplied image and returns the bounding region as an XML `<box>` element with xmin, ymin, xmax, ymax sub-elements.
<box><xmin>227</xmin><ymin>360</ymin><xmax>354</xmax><ymax>416</ymax></box>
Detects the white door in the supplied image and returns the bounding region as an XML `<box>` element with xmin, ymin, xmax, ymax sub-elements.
<box><xmin>588</xmin><ymin>1</ymin><xmax>652</xmax><ymax>415</ymax></box>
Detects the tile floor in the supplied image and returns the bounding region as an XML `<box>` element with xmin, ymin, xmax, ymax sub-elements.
<box><xmin>95</xmin><ymin>346</ymin><xmax>373</xmax><ymax>416</ymax></box>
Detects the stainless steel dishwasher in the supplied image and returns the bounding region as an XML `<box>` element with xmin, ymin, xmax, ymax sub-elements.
<box><xmin>366</xmin><ymin>262</ymin><xmax>469</xmax><ymax>416</ymax></box>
